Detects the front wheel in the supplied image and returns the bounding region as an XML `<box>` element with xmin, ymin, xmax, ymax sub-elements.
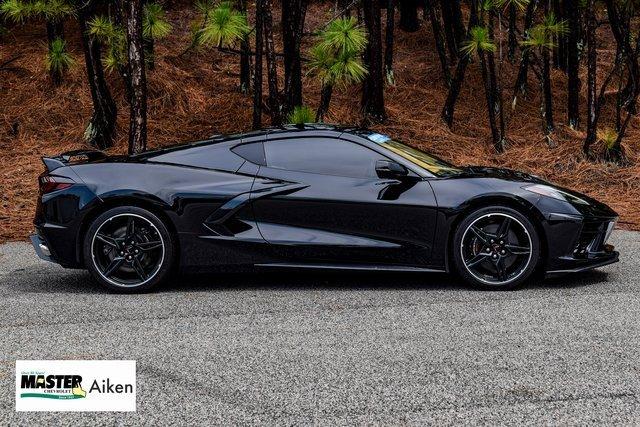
<box><xmin>452</xmin><ymin>206</ymin><xmax>540</xmax><ymax>290</ymax></box>
<box><xmin>83</xmin><ymin>206</ymin><xmax>174</xmax><ymax>293</ymax></box>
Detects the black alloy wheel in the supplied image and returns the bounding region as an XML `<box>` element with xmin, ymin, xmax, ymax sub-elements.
<box><xmin>453</xmin><ymin>206</ymin><xmax>540</xmax><ymax>289</ymax></box>
<box><xmin>84</xmin><ymin>206</ymin><xmax>174</xmax><ymax>292</ymax></box>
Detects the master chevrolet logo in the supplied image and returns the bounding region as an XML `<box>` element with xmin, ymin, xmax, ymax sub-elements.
<box><xmin>20</xmin><ymin>374</ymin><xmax>87</xmax><ymax>400</ymax></box>
<box><xmin>16</xmin><ymin>360</ymin><xmax>136</xmax><ymax>412</ymax></box>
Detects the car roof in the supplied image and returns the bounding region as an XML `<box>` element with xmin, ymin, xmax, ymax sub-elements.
<box><xmin>138</xmin><ymin>124</ymin><xmax>368</xmax><ymax>159</ymax></box>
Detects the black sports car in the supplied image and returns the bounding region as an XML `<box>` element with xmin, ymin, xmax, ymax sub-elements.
<box><xmin>32</xmin><ymin>125</ymin><xmax>619</xmax><ymax>292</ymax></box>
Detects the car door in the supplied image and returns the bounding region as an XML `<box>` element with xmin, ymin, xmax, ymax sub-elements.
<box><xmin>249</xmin><ymin>136</ymin><xmax>439</xmax><ymax>267</ymax></box>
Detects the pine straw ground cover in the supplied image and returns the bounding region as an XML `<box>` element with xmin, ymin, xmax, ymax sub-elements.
<box><xmin>0</xmin><ymin>2</ymin><xmax>638</xmax><ymax>243</ymax></box>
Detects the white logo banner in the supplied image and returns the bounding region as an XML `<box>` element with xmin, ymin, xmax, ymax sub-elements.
<box><xmin>15</xmin><ymin>360</ymin><xmax>136</xmax><ymax>412</ymax></box>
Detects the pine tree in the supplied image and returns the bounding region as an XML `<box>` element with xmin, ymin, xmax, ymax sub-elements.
<box><xmin>308</xmin><ymin>17</ymin><xmax>368</xmax><ymax>122</ymax></box>
<box><xmin>361</xmin><ymin>0</ymin><xmax>386</xmax><ymax>123</ymax></box>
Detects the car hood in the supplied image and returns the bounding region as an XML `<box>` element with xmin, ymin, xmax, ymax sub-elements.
<box><xmin>460</xmin><ymin>166</ymin><xmax>617</xmax><ymax>218</ymax></box>
<box><xmin>461</xmin><ymin>166</ymin><xmax>547</xmax><ymax>184</ymax></box>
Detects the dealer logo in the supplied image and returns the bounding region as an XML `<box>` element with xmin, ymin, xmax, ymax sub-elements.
<box><xmin>16</xmin><ymin>360</ymin><xmax>136</xmax><ymax>412</ymax></box>
<box><xmin>20</xmin><ymin>373</ymin><xmax>87</xmax><ymax>399</ymax></box>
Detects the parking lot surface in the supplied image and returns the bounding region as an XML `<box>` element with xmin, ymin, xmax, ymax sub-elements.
<box><xmin>1</xmin><ymin>231</ymin><xmax>638</xmax><ymax>425</ymax></box>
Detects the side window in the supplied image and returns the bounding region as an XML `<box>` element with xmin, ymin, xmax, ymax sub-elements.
<box><xmin>264</xmin><ymin>138</ymin><xmax>384</xmax><ymax>178</ymax></box>
<box><xmin>232</xmin><ymin>142</ymin><xmax>266</xmax><ymax>165</ymax></box>
<box><xmin>151</xmin><ymin>144</ymin><xmax>244</xmax><ymax>172</ymax></box>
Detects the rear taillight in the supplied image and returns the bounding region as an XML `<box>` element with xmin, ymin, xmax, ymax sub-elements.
<box><xmin>39</xmin><ymin>176</ymin><xmax>74</xmax><ymax>194</ymax></box>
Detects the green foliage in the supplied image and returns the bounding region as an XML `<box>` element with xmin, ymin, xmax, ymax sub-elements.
<box><xmin>521</xmin><ymin>13</ymin><xmax>568</xmax><ymax>51</ymax></box>
<box><xmin>308</xmin><ymin>17</ymin><xmax>368</xmax><ymax>87</ymax></box>
<box><xmin>495</xmin><ymin>0</ymin><xmax>529</xmax><ymax>11</ymax></box>
<box><xmin>143</xmin><ymin>2</ymin><xmax>172</xmax><ymax>40</ymax></box>
<box><xmin>45</xmin><ymin>36</ymin><xmax>74</xmax><ymax>74</ymax></box>
<box><xmin>192</xmin><ymin>1</ymin><xmax>249</xmax><ymax>48</ymax></box>
<box><xmin>0</xmin><ymin>0</ymin><xmax>36</xmax><ymax>23</ymax></box>
<box><xmin>480</xmin><ymin>0</ymin><xmax>496</xmax><ymax>13</ymax></box>
<box><xmin>461</xmin><ymin>26</ymin><xmax>496</xmax><ymax>57</ymax></box>
<box><xmin>88</xmin><ymin>15</ymin><xmax>126</xmax><ymax>73</ymax></box>
<box><xmin>597</xmin><ymin>128</ymin><xmax>619</xmax><ymax>149</ymax></box>
<box><xmin>87</xmin><ymin>15</ymin><xmax>121</xmax><ymax>41</ymax></box>
<box><xmin>195</xmin><ymin>0</ymin><xmax>216</xmax><ymax>16</ymax></box>
<box><xmin>0</xmin><ymin>0</ymin><xmax>72</xmax><ymax>23</ymax></box>
<box><xmin>35</xmin><ymin>0</ymin><xmax>73</xmax><ymax>22</ymax></box>
<box><xmin>287</xmin><ymin>105</ymin><xmax>315</xmax><ymax>125</ymax></box>
<box><xmin>543</xmin><ymin>12</ymin><xmax>568</xmax><ymax>37</ymax></box>
<box><xmin>318</xmin><ymin>17</ymin><xmax>367</xmax><ymax>56</ymax></box>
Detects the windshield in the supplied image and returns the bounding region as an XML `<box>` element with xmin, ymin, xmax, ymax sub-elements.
<box><xmin>366</xmin><ymin>133</ymin><xmax>463</xmax><ymax>177</ymax></box>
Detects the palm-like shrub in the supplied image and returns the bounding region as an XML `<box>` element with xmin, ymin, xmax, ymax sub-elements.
<box><xmin>142</xmin><ymin>2</ymin><xmax>171</xmax><ymax>69</ymax></box>
<box><xmin>521</xmin><ymin>12</ymin><xmax>568</xmax><ymax>145</ymax></box>
<box><xmin>35</xmin><ymin>0</ymin><xmax>73</xmax><ymax>23</ymax></box>
<box><xmin>88</xmin><ymin>15</ymin><xmax>126</xmax><ymax>74</ymax></box>
<box><xmin>191</xmin><ymin>0</ymin><xmax>249</xmax><ymax>49</ymax></box>
<box><xmin>287</xmin><ymin>105</ymin><xmax>315</xmax><ymax>125</ymax></box>
<box><xmin>597</xmin><ymin>128</ymin><xmax>619</xmax><ymax>150</ymax></box>
<box><xmin>308</xmin><ymin>17</ymin><xmax>368</xmax><ymax>122</ymax></box>
<box><xmin>45</xmin><ymin>36</ymin><xmax>74</xmax><ymax>85</ymax></box>
<box><xmin>0</xmin><ymin>0</ymin><xmax>33</xmax><ymax>23</ymax></box>
<box><xmin>1</xmin><ymin>0</ymin><xmax>73</xmax><ymax>85</ymax></box>
<box><xmin>89</xmin><ymin>3</ymin><xmax>170</xmax><ymax>73</ymax></box>
<box><xmin>461</xmin><ymin>26</ymin><xmax>505</xmax><ymax>151</ymax></box>
<box><xmin>460</xmin><ymin>26</ymin><xmax>496</xmax><ymax>57</ymax></box>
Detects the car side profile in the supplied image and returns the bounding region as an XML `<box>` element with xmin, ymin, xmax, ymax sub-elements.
<box><xmin>32</xmin><ymin>125</ymin><xmax>619</xmax><ymax>292</ymax></box>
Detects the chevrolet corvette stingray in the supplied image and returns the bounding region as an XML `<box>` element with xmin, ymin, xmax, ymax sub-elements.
<box><xmin>31</xmin><ymin>125</ymin><xmax>619</xmax><ymax>292</ymax></box>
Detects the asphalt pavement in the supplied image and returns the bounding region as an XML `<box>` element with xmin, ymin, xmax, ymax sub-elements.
<box><xmin>1</xmin><ymin>231</ymin><xmax>639</xmax><ymax>425</ymax></box>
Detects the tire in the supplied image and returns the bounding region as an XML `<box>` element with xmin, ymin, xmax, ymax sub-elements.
<box><xmin>452</xmin><ymin>206</ymin><xmax>540</xmax><ymax>290</ymax></box>
<box><xmin>83</xmin><ymin>206</ymin><xmax>174</xmax><ymax>293</ymax></box>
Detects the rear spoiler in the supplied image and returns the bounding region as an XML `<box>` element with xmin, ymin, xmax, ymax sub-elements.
<box><xmin>42</xmin><ymin>149</ymin><xmax>107</xmax><ymax>172</ymax></box>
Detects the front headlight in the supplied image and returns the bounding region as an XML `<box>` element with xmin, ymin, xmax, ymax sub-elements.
<box><xmin>523</xmin><ymin>184</ymin><xmax>590</xmax><ymax>205</ymax></box>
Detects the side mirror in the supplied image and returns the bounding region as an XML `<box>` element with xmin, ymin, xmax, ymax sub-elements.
<box><xmin>375</xmin><ymin>159</ymin><xmax>408</xmax><ymax>179</ymax></box>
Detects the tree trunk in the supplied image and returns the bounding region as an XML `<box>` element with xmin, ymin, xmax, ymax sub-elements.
<box><xmin>127</xmin><ymin>0</ymin><xmax>148</xmax><ymax>154</ymax></box>
<box><xmin>144</xmin><ymin>37</ymin><xmax>155</xmax><ymax>70</ymax></box>
<box><xmin>542</xmin><ymin>47</ymin><xmax>555</xmax><ymax>145</ymax></box>
<box><xmin>604</xmin><ymin>0</ymin><xmax>640</xmax><ymax>114</ymax></box>
<box><xmin>449</xmin><ymin>0</ymin><xmax>465</xmax><ymax>55</ymax></box>
<box><xmin>513</xmin><ymin>0</ymin><xmax>539</xmax><ymax>105</ymax></box>
<box><xmin>439</xmin><ymin>0</ymin><xmax>458</xmax><ymax>61</ymax></box>
<box><xmin>425</xmin><ymin>0</ymin><xmax>450</xmax><ymax>85</ymax></box>
<box><xmin>552</xmin><ymin>0</ymin><xmax>567</xmax><ymax>71</ymax></box>
<box><xmin>425</xmin><ymin>0</ymin><xmax>450</xmax><ymax>86</ymax></box>
<box><xmin>566</xmin><ymin>0</ymin><xmax>580</xmax><ymax>129</ymax></box>
<box><xmin>487</xmin><ymin>12</ymin><xmax>505</xmax><ymax>151</ymax></box>
<box><xmin>77</xmin><ymin>1</ymin><xmax>117</xmax><ymax>150</ymax></box>
<box><xmin>113</xmin><ymin>0</ymin><xmax>133</xmax><ymax>102</ymax></box>
<box><xmin>252</xmin><ymin>0</ymin><xmax>264</xmax><ymax>129</ymax></box>
<box><xmin>282</xmin><ymin>0</ymin><xmax>307</xmax><ymax>112</ymax></box>
<box><xmin>338</xmin><ymin>0</ymin><xmax>352</xmax><ymax>17</ymax></box>
<box><xmin>507</xmin><ymin>3</ymin><xmax>517</xmax><ymax>63</ymax></box>
<box><xmin>315</xmin><ymin>83</ymin><xmax>333</xmax><ymax>122</ymax></box>
<box><xmin>384</xmin><ymin>0</ymin><xmax>395</xmax><ymax>84</ymax></box>
<box><xmin>263</xmin><ymin>0</ymin><xmax>281</xmax><ymax>126</ymax></box>
<box><xmin>45</xmin><ymin>20</ymin><xmax>64</xmax><ymax>43</ymax></box>
<box><xmin>237</xmin><ymin>0</ymin><xmax>251</xmax><ymax>94</ymax></box>
<box><xmin>583</xmin><ymin>0</ymin><xmax>597</xmax><ymax>157</ymax></box>
<box><xmin>478</xmin><ymin>50</ymin><xmax>501</xmax><ymax>151</ymax></box>
<box><xmin>361</xmin><ymin>0</ymin><xmax>386</xmax><ymax>123</ymax></box>
<box><xmin>46</xmin><ymin>20</ymin><xmax>64</xmax><ymax>85</ymax></box>
<box><xmin>399</xmin><ymin>0</ymin><xmax>420</xmax><ymax>32</ymax></box>
<box><xmin>441</xmin><ymin>0</ymin><xmax>478</xmax><ymax>126</ymax></box>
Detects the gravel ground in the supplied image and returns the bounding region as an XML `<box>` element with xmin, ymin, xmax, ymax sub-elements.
<box><xmin>0</xmin><ymin>231</ymin><xmax>638</xmax><ymax>425</ymax></box>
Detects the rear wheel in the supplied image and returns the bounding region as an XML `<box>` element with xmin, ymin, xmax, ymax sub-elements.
<box><xmin>452</xmin><ymin>206</ymin><xmax>540</xmax><ymax>290</ymax></box>
<box><xmin>83</xmin><ymin>206</ymin><xmax>174</xmax><ymax>292</ymax></box>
